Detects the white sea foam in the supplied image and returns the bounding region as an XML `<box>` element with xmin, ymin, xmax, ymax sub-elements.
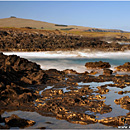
<box><xmin>3</xmin><ymin>51</ymin><xmax>130</xmax><ymax>73</ymax></box>
<box><xmin>4</xmin><ymin>50</ymin><xmax>130</xmax><ymax>59</ymax></box>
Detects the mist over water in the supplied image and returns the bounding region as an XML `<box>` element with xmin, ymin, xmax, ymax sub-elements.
<box><xmin>3</xmin><ymin>50</ymin><xmax>130</xmax><ymax>129</ymax></box>
<box><xmin>4</xmin><ymin>51</ymin><xmax>130</xmax><ymax>72</ymax></box>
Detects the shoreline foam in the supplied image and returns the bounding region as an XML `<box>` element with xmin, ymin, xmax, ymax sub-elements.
<box><xmin>4</xmin><ymin>50</ymin><xmax>130</xmax><ymax>59</ymax></box>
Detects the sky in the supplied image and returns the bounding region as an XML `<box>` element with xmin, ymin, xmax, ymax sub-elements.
<box><xmin>0</xmin><ymin>1</ymin><xmax>130</xmax><ymax>31</ymax></box>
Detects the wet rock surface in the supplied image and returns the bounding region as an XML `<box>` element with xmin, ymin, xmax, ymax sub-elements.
<box><xmin>98</xmin><ymin>116</ymin><xmax>126</xmax><ymax>127</ymax></box>
<box><xmin>0</xmin><ymin>114</ymin><xmax>35</xmax><ymax>128</ymax></box>
<box><xmin>115</xmin><ymin>62</ymin><xmax>130</xmax><ymax>72</ymax></box>
<box><xmin>114</xmin><ymin>96</ymin><xmax>130</xmax><ymax>110</ymax></box>
<box><xmin>103</xmin><ymin>69</ymin><xmax>113</xmax><ymax>76</ymax></box>
<box><xmin>85</xmin><ymin>61</ymin><xmax>111</xmax><ymax>69</ymax></box>
<box><xmin>1</xmin><ymin>53</ymin><xmax>130</xmax><ymax>128</ymax></box>
<box><xmin>0</xmin><ymin>52</ymin><xmax>48</xmax><ymax>109</ymax></box>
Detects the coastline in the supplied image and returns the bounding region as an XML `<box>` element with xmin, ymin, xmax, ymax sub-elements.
<box><xmin>1</xmin><ymin>27</ymin><xmax>130</xmax><ymax>52</ymax></box>
<box><xmin>4</xmin><ymin>50</ymin><xmax>130</xmax><ymax>59</ymax></box>
<box><xmin>1</xmin><ymin>28</ymin><xmax>130</xmax><ymax>129</ymax></box>
<box><xmin>1</xmin><ymin>52</ymin><xmax>130</xmax><ymax>129</ymax></box>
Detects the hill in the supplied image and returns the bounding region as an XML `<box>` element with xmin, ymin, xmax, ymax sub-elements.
<box><xmin>0</xmin><ymin>17</ymin><xmax>127</xmax><ymax>33</ymax></box>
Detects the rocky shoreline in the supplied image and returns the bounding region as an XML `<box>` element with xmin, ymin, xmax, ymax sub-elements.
<box><xmin>1</xmin><ymin>28</ymin><xmax>130</xmax><ymax>52</ymax></box>
<box><xmin>1</xmin><ymin>53</ymin><xmax>130</xmax><ymax>128</ymax></box>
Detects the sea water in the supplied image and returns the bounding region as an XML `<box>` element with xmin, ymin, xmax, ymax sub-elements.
<box><xmin>4</xmin><ymin>50</ymin><xmax>130</xmax><ymax>72</ymax></box>
<box><xmin>3</xmin><ymin>51</ymin><xmax>130</xmax><ymax>129</ymax></box>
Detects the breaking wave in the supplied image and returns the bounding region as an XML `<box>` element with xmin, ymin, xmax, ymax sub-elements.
<box><xmin>4</xmin><ymin>50</ymin><xmax>130</xmax><ymax>59</ymax></box>
<box><xmin>3</xmin><ymin>50</ymin><xmax>130</xmax><ymax>73</ymax></box>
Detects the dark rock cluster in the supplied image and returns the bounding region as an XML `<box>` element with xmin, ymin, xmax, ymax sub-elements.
<box><xmin>0</xmin><ymin>114</ymin><xmax>35</xmax><ymax>129</ymax></box>
<box><xmin>103</xmin><ymin>69</ymin><xmax>113</xmax><ymax>76</ymax></box>
<box><xmin>0</xmin><ymin>28</ymin><xmax>130</xmax><ymax>51</ymax></box>
<box><xmin>1</xmin><ymin>53</ymin><xmax>130</xmax><ymax>128</ymax></box>
<box><xmin>114</xmin><ymin>96</ymin><xmax>130</xmax><ymax>110</ymax></box>
<box><xmin>115</xmin><ymin>62</ymin><xmax>130</xmax><ymax>72</ymax></box>
<box><xmin>85</xmin><ymin>61</ymin><xmax>111</xmax><ymax>69</ymax></box>
<box><xmin>0</xmin><ymin>52</ymin><xmax>49</xmax><ymax>110</ymax></box>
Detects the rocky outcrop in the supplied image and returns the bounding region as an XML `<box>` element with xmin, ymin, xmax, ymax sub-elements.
<box><xmin>35</xmin><ymin>83</ymin><xmax>112</xmax><ymax>125</ymax></box>
<box><xmin>0</xmin><ymin>53</ymin><xmax>48</xmax><ymax>86</ymax></box>
<box><xmin>103</xmin><ymin>69</ymin><xmax>113</xmax><ymax>76</ymax></box>
<box><xmin>114</xmin><ymin>96</ymin><xmax>130</xmax><ymax>110</ymax></box>
<box><xmin>115</xmin><ymin>62</ymin><xmax>130</xmax><ymax>72</ymax></box>
<box><xmin>98</xmin><ymin>116</ymin><xmax>126</xmax><ymax>127</ymax></box>
<box><xmin>63</xmin><ymin>69</ymin><xmax>78</xmax><ymax>75</ymax></box>
<box><xmin>0</xmin><ymin>28</ymin><xmax>130</xmax><ymax>52</ymax></box>
<box><xmin>2</xmin><ymin>53</ymin><xmax>130</xmax><ymax>128</ymax></box>
<box><xmin>45</xmin><ymin>69</ymin><xmax>65</xmax><ymax>85</ymax></box>
<box><xmin>85</xmin><ymin>61</ymin><xmax>111</xmax><ymax>69</ymax></box>
<box><xmin>0</xmin><ymin>53</ymin><xmax>49</xmax><ymax>108</ymax></box>
<box><xmin>0</xmin><ymin>114</ymin><xmax>35</xmax><ymax>128</ymax></box>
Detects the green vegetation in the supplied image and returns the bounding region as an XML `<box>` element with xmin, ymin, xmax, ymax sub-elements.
<box><xmin>10</xmin><ymin>16</ymin><xmax>16</xmax><ymax>18</ymax></box>
<box><xmin>62</xmin><ymin>30</ymin><xmax>130</xmax><ymax>39</ymax></box>
<box><xmin>60</xmin><ymin>28</ymin><xmax>74</xmax><ymax>30</ymax></box>
<box><xmin>55</xmin><ymin>24</ymin><xmax>68</xmax><ymax>27</ymax></box>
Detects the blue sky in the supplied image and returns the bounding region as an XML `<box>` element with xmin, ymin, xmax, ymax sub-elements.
<box><xmin>0</xmin><ymin>1</ymin><xmax>130</xmax><ymax>31</ymax></box>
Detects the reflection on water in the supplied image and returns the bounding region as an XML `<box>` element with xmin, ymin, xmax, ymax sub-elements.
<box><xmin>1</xmin><ymin>110</ymin><xmax>113</xmax><ymax>129</ymax></box>
<box><xmin>78</xmin><ymin>81</ymin><xmax>129</xmax><ymax>120</ymax></box>
<box><xmin>2</xmin><ymin>51</ymin><xmax>130</xmax><ymax>128</ymax></box>
<box><xmin>118</xmin><ymin>42</ymin><xmax>130</xmax><ymax>45</ymax></box>
<box><xmin>78</xmin><ymin>81</ymin><xmax>114</xmax><ymax>87</ymax></box>
<box><xmin>39</xmin><ymin>86</ymin><xmax>54</xmax><ymax>95</ymax></box>
<box><xmin>1</xmin><ymin>81</ymin><xmax>130</xmax><ymax>129</ymax></box>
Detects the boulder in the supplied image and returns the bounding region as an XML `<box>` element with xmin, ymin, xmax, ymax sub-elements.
<box><xmin>114</xmin><ymin>96</ymin><xmax>130</xmax><ymax>110</ymax></box>
<box><xmin>5</xmin><ymin>114</ymin><xmax>35</xmax><ymax>128</ymax></box>
<box><xmin>115</xmin><ymin>62</ymin><xmax>130</xmax><ymax>72</ymax></box>
<box><xmin>63</xmin><ymin>69</ymin><xmax>78</xmax><ymax>74</ymax></box>
<box><xmin>103</xmin><ymin>69</ymin><xmax>113</xmax><ymax>76</ymax></box>
<box><xmin>85</xmin><ymin>61</ymin><xmax>111</xmax><ymax>69</ymax></box>
<box><xmin>0</xmin><ymin>53</ymin><xmax>48</xmax><ymax>107</ymax></box>
<box><xmin>0</xmin><ymin>30</ymin><xmax>8</xmax><ymax>36</ymax></box>
<box><xmin>98</xmin><ymin>116</ymin><xmax>125</xmax><ymax>127</ymax></box>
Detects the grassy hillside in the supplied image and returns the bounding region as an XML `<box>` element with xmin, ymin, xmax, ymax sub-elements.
<box><xmin>0</xmin><ymin>17</ymin><xmax>127</xmax><ymax>33</ymax></box>
<box><xmin>63</xmin><ymin>30</ymin><xmax>130</xmax><ymax>40</ymax></box>
<box><xmin>0</xmin><ymin>17</ymin><xmax>91</xmax><ymax>30</ymax></box>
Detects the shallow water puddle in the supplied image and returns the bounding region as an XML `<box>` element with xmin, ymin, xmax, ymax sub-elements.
<box><xmin>65</xmin><ymin>77</ymin><xmax>68</xmax><ymax>80</ymax></box>
<box><xmin>96</xmin><ymin>86</ymin><xmax>129</xmax><ymax>120</ymax></box>
<box><xmin>39</xmin><ymin>85</ymin><xmax>54</xmax><ymax>95</ymax></box>
<box><xmin>96</xmin><ymin>85</ymin><xmax>130</xmax><ymax>120</ymax></box>
<box><xmin>0</xmin><ymin>122</ymin><xmax>5</xmax><ymax>126</ymax></box>
<box><xmin>1</xmin><ymin>110</ymin><xmax>114</xmax><ymax>129</ymax></box>
<box><xmin>85</xmin><ymin>111</ymin><xmax>95</xmax><ymax>115</ymax></box>
<box><xmin>78</xmin><ymin>81</ymin><xmax>114</xmax><ymax>91</ymax></box>
<box><xmin>78</xmin><ymin>81</ymin><xmax>114</xmax><ymax>87</ymax></box>
<box><xmin>77</xmin><ymin>81</ymin><xmax>130</xmax><ymax>120</ymax></box>
<box><xmin>54</xmin><ymin>87</ymin><xmax>71</xmax><ymax>93</ymax></box>
<box><xmin>62</xmin><ymin>88</ymin><xmax>71</xmax><ymax>93</ymax></box>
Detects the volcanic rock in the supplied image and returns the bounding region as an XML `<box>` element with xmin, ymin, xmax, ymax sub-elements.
<box><xmin>0</xmin><ymin>53</ymin><xmax>48</xmax><ymax>108</ymax></box>
<box><xmin>103</xmin><ymin>69</ymin><xmax>113</xmax><ymax>76</ymax></box>
<box><xmin>0</xmin><ymin>28</ymin><xmax>130</xmax><ymax>52</ymax></box>
<box><xmin>114</xmin><ymin>96</ymin><xmax>130</xmax><ymax>110</ymax></box>
<box><xmin>98</xmin><ymin>116</ymin><xmax>125</xmax><ymax>127</ymax></box>
<box><xmin>63</xmin><ymin>69</ymin><xmax>78</xmax><ymax>75</ymax></box>
<box><xmin>85</xmin><ymin>61</ymin><xmax>111</xmax><ymax>69</ymax></box>
<box><xmin>115</xmin><ymin>62</ymin><xmax>130</xmax><ymax>72</ymax></box>
<box><xmin>4</xmin><ymin>114</ymin><xmax>35</xmax><ymax>128</ymax></box>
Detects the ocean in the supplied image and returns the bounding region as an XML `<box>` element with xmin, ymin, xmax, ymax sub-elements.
<box><xmin>3</xmin><ymin>51</ymin><xmax>130</xmax><ymax>129</ymax></box>
<box><xmin>4</xmin><ymin>50</ymin><xmax>130</xmax><ymax>73</ymax></box>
